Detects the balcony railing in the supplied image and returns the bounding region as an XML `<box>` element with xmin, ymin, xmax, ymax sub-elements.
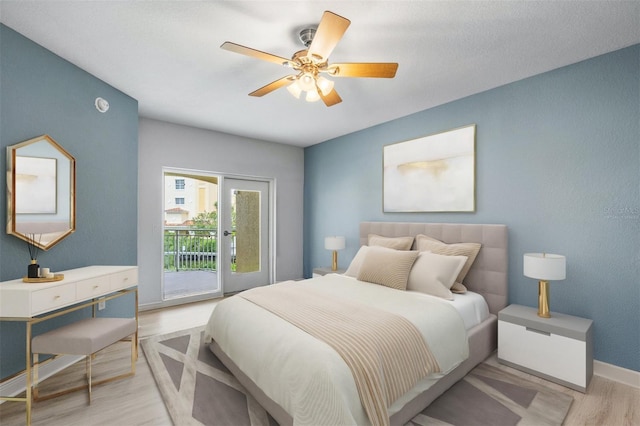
<box><xmin>164</xmin><ymin>227</ymin><xmax>234</xmax><ymax>272</ymax></box>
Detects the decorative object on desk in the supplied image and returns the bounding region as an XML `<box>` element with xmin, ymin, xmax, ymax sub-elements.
<box><xmin>523</xmin><ymin>253</ymin><xmax>566</xmax><ymax>318</ymax></box>
<box><xmin>26</xmin><ymin>233</ymin><xmax>41</xmax><ymax>278</ymax></box>
<box><xmin>23</xmin><ymin>274</ymin><xmax>64</xmax><ymax>283</ymax></box>
<box><xmin>324</xmin><ymin>236</ymin><xmax>345</xmax><ymax>271</ymax></box>
<box><xmin>383</xmin><ymin>124</ymin><xmax>476</xmax><ymax>212</ymax></box>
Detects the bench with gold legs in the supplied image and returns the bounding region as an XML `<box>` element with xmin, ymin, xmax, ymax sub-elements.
<box><xmin>31</xmin><ymin>317</ymin><xmax>137</xmax><ymax>403</ymax></box>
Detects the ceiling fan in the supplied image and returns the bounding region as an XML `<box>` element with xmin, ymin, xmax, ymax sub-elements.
<box><xmin>221</xmin><ymin>10</ymin><xmax>398</xmax><ymax>107</ymax></box>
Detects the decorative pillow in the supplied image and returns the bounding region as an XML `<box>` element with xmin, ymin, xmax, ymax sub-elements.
<box><xmin>368</xmin><ymin>234</ymin><xmax>414</xmax><ymax>251</ymax></box>
<box><xmin>415</xmin><ymin>234</ymin><xmax>481</xmax><ymax>286</ymax></box>
<box><xmin>357</xmin><ymin>247</ymin><xmax>419</xmax><ymax>290</ymax></box>
<box><xmin>407</xmin><ymin>251</ymin><xmax>468</xmax><ymax>300</ymax></box>
<box><xmin>451</xmin><ymin>282</ymin><xmax>468</xmax><ymax>294</ymax></box>
<box><xmin>344</xmin><ymin>245</ymin><xmax>371</xmax><ymax>278</ymax></box>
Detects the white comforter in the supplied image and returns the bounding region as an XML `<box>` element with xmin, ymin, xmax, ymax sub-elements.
<box><xmin>204</xmin><ymin>274</ymin><xmax>469</xmax><ymax>426</ymax></box>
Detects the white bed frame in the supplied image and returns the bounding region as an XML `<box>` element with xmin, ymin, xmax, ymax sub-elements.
<box><xmin>211</xmin><ymin>222</ymin><xmax>508</xmax><ymax>425</ymax></box>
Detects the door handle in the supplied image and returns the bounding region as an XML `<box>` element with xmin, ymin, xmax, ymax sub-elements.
<box><xmin>223</xmin><ymin>230</ymin><xmax>233</xmax><ymax>236</ymax></box>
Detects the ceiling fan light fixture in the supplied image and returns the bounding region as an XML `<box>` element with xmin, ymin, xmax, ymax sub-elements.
<box><xmin>305</xmin><ymin>89</ymin><xmax>321</xmax><ymax>102</ymax></box>
<box><xmin>222</xmin><ymin>11</ymin><xmax>395</xmax><ymax>107</ymax></box>
<box><xmin>316</xmin><ymin>76</ymin><xmax>334</xmax><ymax>96</ymax></box>
<box><xmin>287</xmin><ymin>81</ymin><xmax>302</xmax><ymax>99</ymax></box>
<box><xmin>298</xmin><ymin>72</ymin><xmax>316</xmax><ymax>92</ymax></box>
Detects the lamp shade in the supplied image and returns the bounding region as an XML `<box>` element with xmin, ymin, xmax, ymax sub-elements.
<box><xmin>324</xmin><ymin>236</ymin><xmax>345</xmax><ymax>251</ymax></box>
<box><xmin>287</xmin><ymin>81</ymin><xmax>302</xmax><ymax>99</ymax></box>
<box><xmin>523</xmin><ymin>253</ymin><xmax>566</xmax><ymax>281</ymax></box>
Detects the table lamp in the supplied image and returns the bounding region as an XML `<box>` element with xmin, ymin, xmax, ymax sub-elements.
<box><xmin>324</xmin><ymin>236</ymin><xmax>345</xmax><ymax>271</ymax></box>
<box><xmin>523</xmin><ymin>253</ymin><xmax>566</xmax><ymax>318</ymax></box>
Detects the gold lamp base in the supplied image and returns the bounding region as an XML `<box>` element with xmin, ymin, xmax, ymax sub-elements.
<box><xmin>331</xmin><ymin>250</ymin><xmax>338</xmax><ymax>271</ymax></box>
<box><xmin>538</xmin><ymin>280</ymin><xmax>551</xmax><ymax>318</ymax></box>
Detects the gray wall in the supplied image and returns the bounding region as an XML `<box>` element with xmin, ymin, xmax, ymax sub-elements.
<box><xmin>138</xmin><ymin>118</ymin><xmax>304</xmax><ymax>307</ymax></box>
<box><xmin>304</xmin><ymin>45</ymin><xmax>639</xmax><ymax>372</ymax></box>
<box><xmin>0</xmin><ymin>24</ymin><xmax>138</xmax><ymax>378</ymax></box>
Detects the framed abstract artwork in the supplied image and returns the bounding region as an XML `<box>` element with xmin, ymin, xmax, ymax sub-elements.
<box><xmin>383</xmin><ymin>124</ymin><xmax>476</xmax><ymax>212</ymax></box>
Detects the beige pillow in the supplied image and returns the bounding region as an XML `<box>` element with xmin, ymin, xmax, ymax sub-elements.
<box><xmin>357</xmin><ymin>247</ymin><xmax>419</xmax><ymax>290</ymax></box>
<box><xmin>415</xmin><ymin>234</ymin><xmax>481</xmax><ymax>286</ymax></box>
<box><xmin>451</xmin><ymin>282</ymin><xmax>468</xmax><ymax>294</ymax></box>
<box><xmin>407</xmin><ymin>251</ymin><xmax>468</xmax><ymax>300</ymax></box>
<box><xmin>344</xmin><ymin>245</ymin><xmax>371</xmax><ymax>278</ymax></box>
<box><xmin>368</xmin><ymin>234</ymin><xmax>414</xmax><ymax>250</ymax></box>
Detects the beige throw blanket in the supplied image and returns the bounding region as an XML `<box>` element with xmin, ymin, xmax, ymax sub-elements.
<box><xmin>239</xmin><ymin>283</ymin><xmax>440</xmax><ymax>426</ymax></box>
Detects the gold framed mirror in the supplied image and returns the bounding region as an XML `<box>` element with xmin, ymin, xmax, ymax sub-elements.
<box><xmin>6</xmin><ymin>135</ymin><xmax>76</xmax><ymax>250</ymax></box>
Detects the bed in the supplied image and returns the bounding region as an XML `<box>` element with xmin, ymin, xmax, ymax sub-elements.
<box><xmin>205</xmin><ymin>222</ymin><xmax>508</xmax><ymax>425</ymax></box>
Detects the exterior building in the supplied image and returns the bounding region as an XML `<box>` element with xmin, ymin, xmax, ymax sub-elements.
<box><xmin>164</xmin><ymin>176</ymin><xmax>218</xmax><ymax>225</ymax></box>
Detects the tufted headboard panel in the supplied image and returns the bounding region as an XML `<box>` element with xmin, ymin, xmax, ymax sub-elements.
<box><xmin>360</xmin><ymin>222</ymin><xmax>508</xmax><ymax>315</ymax></box>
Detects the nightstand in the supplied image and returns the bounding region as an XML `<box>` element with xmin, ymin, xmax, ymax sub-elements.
<box><xmin>312</xmin><ymin>267</ymin><xmax>346</xmax><ymax>277</ymax></box>
<box><xmin>498</xmin><ymin>304</ymin><xmax>593</xmax><ymax>392</ymax></box>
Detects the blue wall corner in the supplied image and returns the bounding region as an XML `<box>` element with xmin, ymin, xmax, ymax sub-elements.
<box><xmin>304</xmin><ymin>45</ymin><xmax>640</xmax><ymax>372</ymax></box>
<box><xmin>0</xmin><ymin>24</ymin><xmax>139</xmax><ymax>379</ymax></box>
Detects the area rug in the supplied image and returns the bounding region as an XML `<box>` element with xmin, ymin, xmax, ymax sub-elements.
<box><xmin>141</xmin><ymin>326</ymin><xmax>573</xmax><ymax>426</ymax></box>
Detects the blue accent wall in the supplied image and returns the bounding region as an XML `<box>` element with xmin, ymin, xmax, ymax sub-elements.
<box><xmin>304</xmin><ymin>45</ymin><xmax>639</xmax><ymax>372</ymax></box>
<box><xmin>0</xmin><ymin>25</ymin><xmax>138</xmax><ymax>378</ymax></box>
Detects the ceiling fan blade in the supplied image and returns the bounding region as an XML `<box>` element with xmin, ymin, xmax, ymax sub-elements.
<box><xmin>249</xmin><ymin>76</ymin><xmax>295</xmax><ymax>97</ymax></box>
<box><xmin>221</xmin><ymin>42</ymin><xmax>290</xmax><ymax>66</ymax></box>
<box><xmin>330</xmin><ymin>62</ymin><xmax>398</xmax><ymax>78</ymax></box>
<box><xmin>319</xmin><ymin>88</ymin><xmax>342</xmax><ymax>107</ymax></box>
<box><xmin>307</xmin><ymin>11</ymin><xmax>351</xmax><ymax>61</ymax></box>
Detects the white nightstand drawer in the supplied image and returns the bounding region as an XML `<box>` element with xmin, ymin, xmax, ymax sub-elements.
<box><xmin>32</xmin><ymin>284</ymin><xmax>76</xmax><ymax>314</ymax></box>
<box><xmin>497</xmin><ymin>304</ymin><xmax>593</xmax><ymax>392</ymax></box>
<box><xmin>110</xmin><ymin>268</ymin><xmax>138</xmax><ymax>291</ymax></box>
<box><xmin>499</xmin><ymin>320</ymin><xmax>587</xmax><ymax>387</ymax></box>
<box><xmin>76</xmin><ymin>277</ymin><xmax>111</xmax><ymax>299</ymax></box>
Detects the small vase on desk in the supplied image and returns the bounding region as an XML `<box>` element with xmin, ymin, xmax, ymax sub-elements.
<box><xmin>28</xmin><ymin>260</ymin><xmax>39</xmax><ymax>278</ymax></box>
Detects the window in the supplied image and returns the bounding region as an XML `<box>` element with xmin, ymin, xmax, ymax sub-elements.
<box><xmin>175</xmin><ymin>198</ymin><xmax>185</xmax><ymax>205</ymax></box>
<box><xmin>175</xmin><ymin>179</ymin><xmax>185</xmax><ymax>190</ymax></box>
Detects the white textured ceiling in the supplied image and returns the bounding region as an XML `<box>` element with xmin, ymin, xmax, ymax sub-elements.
<box><xmin>1</xmin><ymin>1</ymin><xmax>639</xmax><ymax>147</ymax></box>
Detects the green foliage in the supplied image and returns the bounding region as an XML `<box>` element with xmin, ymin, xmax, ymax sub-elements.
<box><xmin>192</xmin><ymin>210</ymin><xmax>217</xmax><ymax>229</ymax></box>
<box><xmin>163</xmin><ymin>199</ymin><xmax>238</xmax><ymax>272</ymax></box>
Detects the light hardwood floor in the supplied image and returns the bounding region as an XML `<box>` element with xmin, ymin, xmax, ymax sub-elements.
<box><xmin>1</xmin><ymin>299</ymin><xmax>638</xmax><ymax>425</ymax></box>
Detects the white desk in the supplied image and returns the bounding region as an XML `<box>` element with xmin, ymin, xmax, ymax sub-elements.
<box><xmin>0</xmin><ymin>265</ymin><xmax>139</xmax><ymax>425</ymax></box>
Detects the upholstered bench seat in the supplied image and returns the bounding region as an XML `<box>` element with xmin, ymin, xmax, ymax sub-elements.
<box><xmin>32</xmin><ymin>317</ymin><xmax>137</xmax><ymax>355</ymax></box>
<box><xmin>31</xmin><ymin>317</ymin><xmax>137</xmax><ymax>403</ymax></box>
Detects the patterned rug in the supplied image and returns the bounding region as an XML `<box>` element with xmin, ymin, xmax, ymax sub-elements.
<box><xmin>141</xmin><ymin>326</ymin><xmax>573</xmax><ymax>426</ymax></box>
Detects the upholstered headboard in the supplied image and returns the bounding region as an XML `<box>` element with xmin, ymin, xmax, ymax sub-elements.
<box><xmin>360</xmin><ymin>222</ymin><xmax>508</xmax><ymax>315</ymax></box>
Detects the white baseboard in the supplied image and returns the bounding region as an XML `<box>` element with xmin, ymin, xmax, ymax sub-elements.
<box><xmin>0</xmin><ymin>355</ymin><xmax>83</xmax><ymax>403</ymax></box>
<box><xmin>594</xmin><ymin>360</ymin><xmax>640</xmax><ymax>389</ymax></box>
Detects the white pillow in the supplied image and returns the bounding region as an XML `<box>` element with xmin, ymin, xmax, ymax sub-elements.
<box><xmin>414</xmin><ymin>234</ymin><xmax>481</xmax><ymax>287</ymax></box>
<box><xmin>344</xmin><ymin>245</ymin><xmax>371</xmax><ymax>277</ymax></box>
<box><xmin>407</xmin><ymin>251</ymin><xmax>468</xmax><ymax>300</ymax></box>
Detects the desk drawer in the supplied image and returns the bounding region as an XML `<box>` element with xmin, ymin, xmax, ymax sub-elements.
<box><xmin>32</xmin><ymin>284</ymin><xmax>76</xmax><ymax>315</ymax></box>
<box><xmin>110</xmin><ymin>268</ymin><xmax>137</xmax><ymax>291</ymax></box>
<box><xmin>499</xmin><ymin>320</ymin><xmax>586</xmax><ymax>387</ymax></box>
<box><xmin>76</xmin><ymin>276</ymin><xmax>111</xmax><ymax>299</ymax></box>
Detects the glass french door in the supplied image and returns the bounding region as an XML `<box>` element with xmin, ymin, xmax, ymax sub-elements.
<box><xmin>162</xmin><ymin>170</ymin><xmax>222</xmax><ymax>300</ymax></box>
<box><xmin>220</xmin><ymin>178</ymin><xmax>271</xmax><ymax>294</ymax></box>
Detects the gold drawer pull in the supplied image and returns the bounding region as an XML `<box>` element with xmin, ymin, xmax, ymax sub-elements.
<box><xmin>54</xmin><ymin>295</ymin><xmax>61</xmax><ymax>300</ymax></box>
<box><xmin>93</xmin><ymin>285</ymin><xmax>99</xmax><ymax>289</ymax></box>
